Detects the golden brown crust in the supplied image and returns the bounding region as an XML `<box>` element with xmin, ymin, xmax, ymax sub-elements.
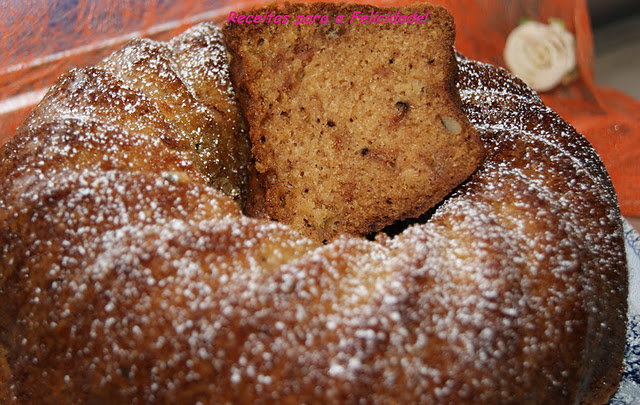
<box><xmin>455</xmin><ymin>56</ymin><xmax>627</xmax><ymax>404</ymax></box>
<box><xmin>0</xmin><ymin>14</ymin><xmax>627</xmax><ymax>405</ymax></box>
<box><xmin>224</xmin><ymin>2</ymin><xmax>484</xmax><ymax>241</ymax></box>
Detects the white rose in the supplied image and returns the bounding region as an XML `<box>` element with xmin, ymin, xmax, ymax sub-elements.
<box><xmin>503</xmin><ymin>20</ymin><xmax>577</xmax><ymax>92</ymax></box>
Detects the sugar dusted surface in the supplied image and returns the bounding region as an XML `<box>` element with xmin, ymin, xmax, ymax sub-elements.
<box><xmin>0</xmin><ymin>28</ymin><xmax>628</xmax><ymax>405</ymax></box>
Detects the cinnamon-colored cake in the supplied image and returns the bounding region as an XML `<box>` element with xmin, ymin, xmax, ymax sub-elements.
<box><xmin>0</xmin><ymin>5</ymin><xmax>627</xmax><ymax>405</ymax></box>
<box><xmin>224</xmin><ymin>2</ymin><xmax>484</xmax><ymax>241</ymax></box>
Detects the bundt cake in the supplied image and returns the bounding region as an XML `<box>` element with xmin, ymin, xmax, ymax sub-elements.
<box><xmin>224</xmin><ymin>3</ymin><xmax>484</xmax><ymax>242</ymax></box>
<box><xmin>0</xmin><ymin>3</ymin><xmax>628</xmax><ymax>404</ymax></box>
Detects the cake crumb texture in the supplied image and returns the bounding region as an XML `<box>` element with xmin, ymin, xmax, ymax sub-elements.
<box><xmin>224</xmin><ymin>2</ymin><xmax>484</xmax><ymax>241</ymax></box>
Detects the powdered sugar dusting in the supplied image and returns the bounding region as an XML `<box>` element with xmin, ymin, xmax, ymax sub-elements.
<box><xmin>0</xmin><ymin>28</ymin><xmax>627</xmax><ymax>404</ymax></box>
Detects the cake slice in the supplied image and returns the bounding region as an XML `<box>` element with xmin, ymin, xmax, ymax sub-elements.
<box><xmin>224</xmin><ymin>2</ymin><xmax>484</xmax><ymax>241</ymax></box>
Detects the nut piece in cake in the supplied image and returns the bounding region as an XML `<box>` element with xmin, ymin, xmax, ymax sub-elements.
<box><xmin>224</xmin><ymin>2</ymin><xmax>484</xmax><ymax>241</ymax></box>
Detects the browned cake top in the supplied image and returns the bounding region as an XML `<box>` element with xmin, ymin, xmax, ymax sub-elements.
<box><xmin>225</xmin><ymin>3</ymin><xmax>484</xmax><ymax>241</ymax></box>
<box><xmin>16</xmin><ymin>22</ymin><xmax>250</xmax><ymax>204</ymax></box>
